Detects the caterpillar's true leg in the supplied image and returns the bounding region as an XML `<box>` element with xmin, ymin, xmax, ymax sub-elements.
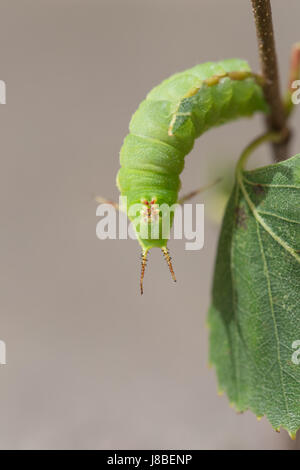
<box><xmin>178</xmin><ymin>177</ymin><xmax>221</xmax><ymax>204</ymax></box>
<box><xmin>94</xmin><ymin>196</ymin><xmax>119</xmax><ymax>210</ymax></box>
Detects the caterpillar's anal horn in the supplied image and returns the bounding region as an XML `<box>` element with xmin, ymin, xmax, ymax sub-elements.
<box><xmin>140</xmin><ymin>250</ymin><xmax>148</xmax><ymax>295</ymax></box>
<box><xmin>162</xmin><ymin>247</ymin><xmax>177</xmax><ymax>283</ymax></box>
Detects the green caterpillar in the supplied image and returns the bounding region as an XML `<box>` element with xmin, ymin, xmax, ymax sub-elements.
<box><xmin>116</xmin><ymin>59</ymin><xmax>268</xmax><ymax>292</ymax></box>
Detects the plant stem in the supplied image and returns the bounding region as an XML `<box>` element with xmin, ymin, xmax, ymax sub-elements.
<box><xmin>236</xmin><ymin>131</ymin><xmax>283</xmax><ymax>175</ymax></box>
<box><xmin>251</xmin><ymin>0</ymin><xmax>290</xmax><ymax>162</ymax></box>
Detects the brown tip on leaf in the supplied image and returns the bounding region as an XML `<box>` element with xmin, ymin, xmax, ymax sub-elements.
<box><xmin>140</xmin><ymin>250</ymin><xmax>148</xmax><ymax>295</ymax></box>
<box><xmin>161</xmin><ymin>247</ymin><xmax>177</xmax><ymax>283</ymax></box>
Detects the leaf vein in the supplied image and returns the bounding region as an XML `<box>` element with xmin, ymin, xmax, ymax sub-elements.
<box><xmin>255</xmin><ymin>220</ymin><xmax>290</xmax><ymax>415</ymax></box>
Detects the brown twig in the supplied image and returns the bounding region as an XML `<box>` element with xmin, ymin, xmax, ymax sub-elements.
<box><xmin>251</xmin><ymin>0</ymin><xmax>290</xmax><ymax>161</ymax></box>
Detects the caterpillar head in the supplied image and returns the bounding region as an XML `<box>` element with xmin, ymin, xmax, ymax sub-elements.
<box><xmin>135</xmin><ymin>197</ymin><xmax>176</xmax><ymax>295</ymax></box>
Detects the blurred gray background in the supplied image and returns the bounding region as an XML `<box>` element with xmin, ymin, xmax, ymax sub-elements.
<box><xmin>0</xmin><ymin>0</ymin><xmax>299</xmax><ymax>450</ymax></box>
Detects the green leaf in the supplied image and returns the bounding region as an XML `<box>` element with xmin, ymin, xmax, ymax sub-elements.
<box><xmin>208</xmin><ymin>152</ymin><xmax>300</xmax><ymax>437</ymax></box>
